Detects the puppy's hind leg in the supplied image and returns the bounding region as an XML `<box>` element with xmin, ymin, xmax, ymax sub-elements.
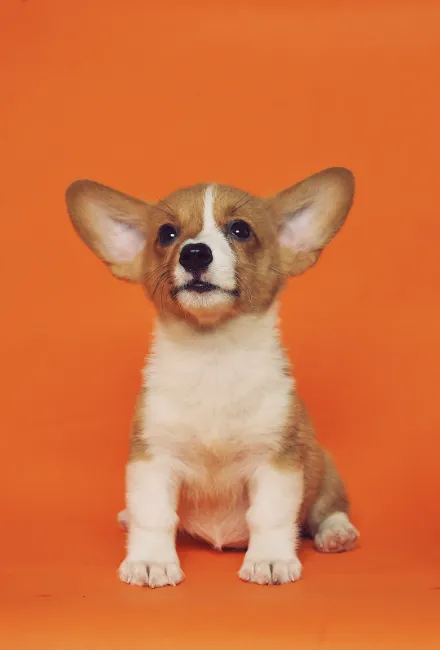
<box><xmin>307</xmin><ymin>451</ymin><xmax>359</xmax><ymax>553</ymax></box>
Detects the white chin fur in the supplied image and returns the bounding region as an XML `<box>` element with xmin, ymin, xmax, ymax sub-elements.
<box><xmin>177</xmin><ymin>289</ymin><xmax>234</xmax><ymax>311</ymax></box>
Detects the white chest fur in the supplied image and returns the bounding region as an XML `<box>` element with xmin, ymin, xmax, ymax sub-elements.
<box><xmin>140</xmin><ymin>307</ymin><xmax>294</xmax><ymax>548</ymax></box>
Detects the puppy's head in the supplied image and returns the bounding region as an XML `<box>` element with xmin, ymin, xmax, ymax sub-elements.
<box><xmin>66</xmin><ymin>168</ymin><xmax>354</xmax><ymax>328</ymax></box>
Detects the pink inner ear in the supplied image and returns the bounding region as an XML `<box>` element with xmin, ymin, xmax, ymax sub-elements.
<box><xmin>279</xmin><ymin>205</ymin><xmax>317</xmax><ymax>253</ymax></box>
<box><xmin>95</xmin><ymin>208</ymin><xmax>145</xmax><ymax>262</ymax></box>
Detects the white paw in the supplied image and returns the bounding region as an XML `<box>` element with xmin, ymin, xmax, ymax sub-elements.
<box><xmin>315</xmin><ymin>513</ymin><xmax>359</xmax><ymax>553</ymax></box>
<box><xmin>239</xmin><ymin>556</ymin><xmax>302</xmax><ymax>585</ymax></box>
<box><xmin>118</xmin><ymin>558</ymin><xmax>184</xmax><ymax>588</ymax></box>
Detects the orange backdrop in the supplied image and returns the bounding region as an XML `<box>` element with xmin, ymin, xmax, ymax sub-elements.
<box><xmin>1</xmin><ymin>1</ymin><xmax>439</xmax><ymax>648</ymax></box>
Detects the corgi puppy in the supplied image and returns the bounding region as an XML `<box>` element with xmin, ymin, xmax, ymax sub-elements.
<box><xmin>65</xmin><ymin>168</ymin><xmax>359</xmax><ymax>588</ymax></box>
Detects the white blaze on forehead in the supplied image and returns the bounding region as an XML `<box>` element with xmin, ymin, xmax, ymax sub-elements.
<box><xmin>174</xmin><ymin>184</ymin><xmax>237</xmax><ymax>311</ymax></box>
<box><xmin>202</xmin><ymin>184</ymin><xmax>216</xmax><ymax>233</ymax></box>
<box><xmin>195</xmin><ymin>184</ymin><xmax>236</xmax><ymax>289</ymax></box>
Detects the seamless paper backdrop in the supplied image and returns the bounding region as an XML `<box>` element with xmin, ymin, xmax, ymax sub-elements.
<box><xmin>1</xmin><ymin>1</ymin><xmax>439</xmax><ymax>648</ymax></box>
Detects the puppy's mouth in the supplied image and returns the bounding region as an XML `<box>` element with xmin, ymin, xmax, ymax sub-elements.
<box><xmin>172</xmin><ymin>281</ymin><xmax>239</xmax><ymax>298</ymax></box>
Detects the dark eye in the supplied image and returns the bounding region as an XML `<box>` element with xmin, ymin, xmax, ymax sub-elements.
<box><xmin>158</xmin><ymin>223</ymin><xmax>179</xmax><ymax>246</ymax></box>
<box><xmin>228</xmin><ymin>220</ymin><xmax>252</xmax><ymax>242</ymax></box>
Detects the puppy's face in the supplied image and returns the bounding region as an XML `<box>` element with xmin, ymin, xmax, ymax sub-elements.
<box><xmin>66</xmin><ymin>169</ymin><xmax>354</xmax><ymax>328</ymax></box>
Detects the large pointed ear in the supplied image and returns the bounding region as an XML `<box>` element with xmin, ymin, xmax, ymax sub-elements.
<box><xmin>271</xmin><ymin>168</ymin><xmax>354</xmax><ymax>276</ymax></box>
<box><xmin>65</xmin><ymin>180</ymin><xmax>150</xmax><ymax>282</ymax></box>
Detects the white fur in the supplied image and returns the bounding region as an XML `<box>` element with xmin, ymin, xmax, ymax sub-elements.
<box><xmin>95</xmin><ymin>204</ymin><xmax>145</xmax><ymax>262</ymax></box>
<box><xmin>174</xmin><ymin>185</ymin><xmax>236</xmax><ymax>311</ymax></box>
<box><xmin>143</xmin><ymin>306</ymin><xmax>292</xmax><ymax>491</ymax></box>
<box><xmin>239</xmin><ymin>465</ymin><xmax>303</xmax><ymax>584</ymax></box>
<box><xmin>279</xmin><ymin>205</ymin><xmax>319</xmax><ymax>252</ymax></box>
<box><xmin>315</xmin><ymin>511</ymin><xmax>359</xmax><ymax>553</ymax></box>
<box><xmin>118</xmin><ymin>458</ymin><xmax>183</xmax><ymax>587</ymax></box>
<box><xmin>119</xmin><ymin>305</ymin><xmax>297</xmax><ymax>586</ymax></box>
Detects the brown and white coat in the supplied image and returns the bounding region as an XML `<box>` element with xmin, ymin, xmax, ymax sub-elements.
<box><xmin>66</xmin><ymin>168</ymin><xmax>359</xmax><ymax>588</ymax></box>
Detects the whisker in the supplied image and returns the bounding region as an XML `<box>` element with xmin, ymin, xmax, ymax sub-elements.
<box><xmin>143</xmin><ymin>263</ymin><xmax>169</xmax><ymax>284</ymax></box>
<box><xmin>159</xmin><ymin>275</ymin><xmax>168</xmax><ymax>313</ymax></box>
<box><xmin>269</xmin><ymin>265</ymin><xmax>289</xmax><ymax>279</ymax></box>
<box><xmin>229</xmin><ymin>193</ymin><xmax>251</xmax><ymax>214</ymax></box>
<box><xmin>239</xmin><ymin>258</ymin><xmax>289</xmax><ymax>280</ymax></box>
<box><xmin>154</xmin><ymin>200</ymin><xmax>177</xmax><ymax>220</ymax></box>
<box><xmin>152</xmin><ymin>271</ymin><xmax>170</xmax><ymax>299</ymax></box>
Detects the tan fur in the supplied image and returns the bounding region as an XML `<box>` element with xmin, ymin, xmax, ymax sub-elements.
<box><xmin>306</xmin><ymin>449</ymin><xmax>349</xmax><ymax>537</ymax></box>
<box><xmin>272</xmin><ymin>394</ymin><xmax>349</xmax><ymax>533</ymax></box>
<box><xmin>143</xmin><ymin>185</ymin><xmax>206</xmax><ymax>323</ymax></box>
<box><xmin>211</xmin><ymin>187</ymin><xmax>286</xmax><ymax>313</ymax></box>
<box><xmin>128</xmin><ymin>389</ymin><xmax>150</xmax><ymax>462</ymax></box>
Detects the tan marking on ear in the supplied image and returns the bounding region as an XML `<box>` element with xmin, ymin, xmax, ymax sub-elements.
<box><xmin>279</xmin><ymin>249</ymin><xmax>322</xmax><ymax>277</ymax></box>
<box><xmin>66</xmin><ymin>180</ymin><xmax>150</xmax><ymax>282</ymax></box>
<box><xmin>271</xmin><ymin>167</ymin><xmax>355</xmax><ymax>276</ymax></box>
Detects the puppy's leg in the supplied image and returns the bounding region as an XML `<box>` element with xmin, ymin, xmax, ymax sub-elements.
<box><xmin>307</xmin><ymin>451</ymin><xmax>359</xmax><ymax>553</ymax></box>
<box><xmin>239</xmin><ymin>464</ymin><xmax>303</xmax><ymax>585</ymax></box>
<box><xmin>118</xmin><ymin>457</ymin><xmax>183</xmax><ymax>588</ymax></box>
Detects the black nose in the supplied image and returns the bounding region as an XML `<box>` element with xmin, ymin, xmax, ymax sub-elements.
<box><xmin>179</xmin><ymin>243</ymin><xmax>213</xmax><ymax>273</ymax></box>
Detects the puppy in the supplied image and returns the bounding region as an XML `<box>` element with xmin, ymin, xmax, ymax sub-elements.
<box><xmin>65</xmin><ymin>168</ymin><xmax>359</xmax><ymax>588</ymax></box>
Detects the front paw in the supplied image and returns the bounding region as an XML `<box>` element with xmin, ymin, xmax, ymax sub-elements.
<box><xmin>239</xmin><ymin>555</ymin><xmax>302</xmax><ymax>585</ymax></box>
<box><xmin>119</xmin><ymin>558</ymin><xmax>184</xmax><ymax>588</ymax></box>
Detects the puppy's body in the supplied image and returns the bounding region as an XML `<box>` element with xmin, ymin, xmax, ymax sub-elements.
<box><xmin>142</xmin><ymin>308</ymin><xmax>291</xmax><ymax>550</ymax></box>
<box><xmin>66</xmin><ymin>170</ymin><xmax>359</xmax><ymax>588</ymax></box>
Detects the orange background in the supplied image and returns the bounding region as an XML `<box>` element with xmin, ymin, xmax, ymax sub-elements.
<box><xmin>1</xmin><ymin>1</ymin><xmax>440</xmax><ymax>648</ymax></box>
